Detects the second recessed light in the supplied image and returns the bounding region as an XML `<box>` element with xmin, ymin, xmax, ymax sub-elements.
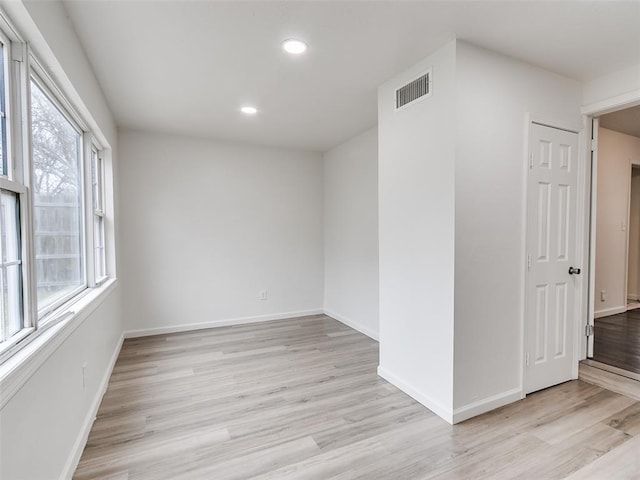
<box><xmin>282</xmin><ymin>39</ymin><xmax>307</xmax><ymax>55</ymax></box>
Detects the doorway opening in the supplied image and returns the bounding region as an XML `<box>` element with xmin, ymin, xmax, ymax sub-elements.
<box><xmin>589</xmin><ymin>104</ymin><xmax>640</xmax><ymax>377</ymax></box>
<box><xmin>627</xmin><ymin>164</ymin><xmax>640</xmax><ymax>312</ymax></box>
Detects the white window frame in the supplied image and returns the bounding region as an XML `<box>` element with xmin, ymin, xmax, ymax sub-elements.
<box><xmin>0</xmin><ymin>28</ymin><xmax>12</xmax><ymax>178</ymax></box>
<box><xmin>0</xmin><ymin>178</ymin><xmax>30</xmax><ymax>352</ymax></box>
<box><xmin>87</xmin><ymin>143</ymin><xmax>107</xmax><ymax>286</ymax></box>
<box><xmin>0</xmin><ymin>20</ymin><xmax>32</xmax><ymax>363</ymax></box>
<box><xmin>29</xmin><ymin>72</ymin><xmax>88</xmax><ymax>321</ymax></box>
<box><xmin>0</xmin><ymin>9</ymin><xmax>115</xmax><ymax>373</ymax></box>
<box><xmin>95</xmin><ymin>154</ymin><xmax>107</xmax><ymax>284</ymax></box>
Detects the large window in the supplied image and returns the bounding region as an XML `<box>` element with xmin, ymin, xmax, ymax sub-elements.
<box><xmin>31</xmin><ymin>79</ymin><xmax>85</xmax><ymax>313</ymax></box>
<box><xmin>0</xmin><ymin>15</ymin><xmax>112</xmax><ymax>361</ymax></box>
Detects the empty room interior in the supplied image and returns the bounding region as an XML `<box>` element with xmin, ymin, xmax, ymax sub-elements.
<box><xmin>0</xmin><ymin>1</ymin><xmax>639</xmax><ymax>479</ymax></box>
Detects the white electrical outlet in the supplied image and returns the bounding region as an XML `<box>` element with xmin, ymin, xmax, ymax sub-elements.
<box><xmin>600</xmin><ymin>290</ymin><xmax>606</xmax><ymax>302</ymax></box>
<box><xmin>259</xmin><ymin>290</ymin><xmax>268</xmax><ymax>301</ymax></box>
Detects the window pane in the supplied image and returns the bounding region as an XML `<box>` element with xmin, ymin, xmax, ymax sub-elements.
<box><xmin>0</xmin><ymin>41</ymin><xmax>7</xmax><ymax>176</ymax></box>
<box><xmin>0</xmin><ymin>190</ymin><xmax>22</xmax><ymax>342</ymax></box>
<box><xmin>31</xmin><ymin>81</ymin><xmax>84</xmax><ymax>311</ymax></box>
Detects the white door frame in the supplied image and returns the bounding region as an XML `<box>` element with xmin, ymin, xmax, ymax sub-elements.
<box><xmin>522</xmin><ymin>113</ymin><xmax>585</xmax><ymax>394</ymax></box>
<box><xmin>586</xmin><ymin>117</ymin><xmax>598</xmax><ymax>357</ymax></box>
<box><xmin>582</xmin><ymin>91</ymin><xmax>640</xmax><ymax>359</ymax></box>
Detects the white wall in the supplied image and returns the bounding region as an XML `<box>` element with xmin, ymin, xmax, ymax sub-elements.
<box><xmin>323</xmin><ymin>127</ymin><xmax>379</xmax><ymax>340</ymax></box>
<box><xmin>453</xmin><ymin>42</ymin><xmax>582</xmax><ymax>416</ymax></box>
<box><xmin>377</xmin><ymin>40</ymin><xmax>457</xmax><ymax>421</ymax></box>
<box><xmin>595</xmin><ymin>127</ymin><xmax>640</xmax><ymax>315</ymax></box>
<box><xmin>0</xmin><ymin>2</ymin><xmax>123</xmax><ymax>479</ymax></box>
<box><xmin>629</xmin><ymin>168</ymin><xmax>640</xmax><ymax>300</ymax></box>
<box><xmin>377</xmin><ymin>39</ymin><xmax>583</xmax><ymax>423</ymax></box>
<box><xmin>119</xmin><ymin>129</ymin><xmax>324</xmax><ymax>335</ymax></box>
<box><xmin>0</xmin><ymin>291</ymin><xmax>122</xmax><ymax>480</ymax></box>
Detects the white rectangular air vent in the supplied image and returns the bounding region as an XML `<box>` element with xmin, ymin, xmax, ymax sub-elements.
<box><xmin>395</xmin><ymin>69</ymin><xmax>431</xmax><ymax>110</ymax></box>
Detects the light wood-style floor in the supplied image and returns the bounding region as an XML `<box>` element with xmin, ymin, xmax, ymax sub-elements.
<box><xmin>75</xmin><ymin>315</ymin><xmax>640</xmax><ymax>479</ymax></box>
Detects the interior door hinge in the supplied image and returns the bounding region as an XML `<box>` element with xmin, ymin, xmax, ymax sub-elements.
<box><xmin>527</xmin><ymin>253</ymin><xmax>532</xmax><ymax>271</ymax></box>
<box><xmin>590</xmin><ymin>138</ymin><xmax>598</xmax><ymax>151</ymax></box>
<box><xmin>585</xmin><ymin>324</ymin><xmax>594</xmax><ymax>337</ymax></box>
<box><xmin>529</xmin><ymin>152</ymin><xmax>533</xmax><ymax>169</ymax></box>
<box><xmin>525</xmin><ymin>352</ymin><xmax>530</xmax><ymax>366</ymax></box>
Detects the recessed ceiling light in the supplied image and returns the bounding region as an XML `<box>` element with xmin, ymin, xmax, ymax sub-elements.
<box><xmin>282</xmin><ymin>39</ymin><xmax>307</xmax><ymax>55</ymax></box>
<box><xmin>241</xmin><ymin>106</ymin><xmax>257</xmax><ymax>115</ymax></box>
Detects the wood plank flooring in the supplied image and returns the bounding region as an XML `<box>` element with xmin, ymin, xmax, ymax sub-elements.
<box><xmin>580</xmin><ymin>361</ymin><xmax>640</xmax><ymax>401</ymax></box>
<box><xmin>594</xmin><ymin>309</ymin><xmax>640</xmax><ymax>374</ymax></box>
<box><xmin>75</xmin><ymin>315</ymin><xmax>640</xmax><ymax>479</ymax></box>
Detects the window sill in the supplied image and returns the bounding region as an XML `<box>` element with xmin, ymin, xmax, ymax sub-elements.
<box><xmin>0</xmin><ymin>278</ymin><xmax>118</xmax><ymax>409</ymax></box>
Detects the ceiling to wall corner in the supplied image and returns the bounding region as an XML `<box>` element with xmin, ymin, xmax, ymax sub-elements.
<box><xmin>61</xmin><ymin>1</ymin><xmax>640</xmax><ymax>151</ymax></box>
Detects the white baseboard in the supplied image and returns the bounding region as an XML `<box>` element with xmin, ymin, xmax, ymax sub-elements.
<box><xmin>594</xmin><ymin>306</ymin><xmax>626</xmax><ymax>318</ymax></box>
<box><xmin>124</xmin><ymin>309</ymin><xmax>324</xmax><ymax>338</ymax></box>
<box><xmin>60</xmin><ymin>332</ymin><xmax>124</xmax><ymax>480</ymax></box>
<box><xmin>377</xmin><ymin>365</ymin><xmax>453</xmax><ymax>424</ymax></box>
<box><xmin>452</xmin><ymin>388</ymin><xmax>523</xmax><ymax>424</ymax></box>
<box><xmin>627</xmin><ymin>293</ymin><xmax>640</xmax><ymax>301</ymax></box>
<box><xmin>324</xmin><ymin>309</ymin><xmax>379</xmax><ymax>341</ymax></box>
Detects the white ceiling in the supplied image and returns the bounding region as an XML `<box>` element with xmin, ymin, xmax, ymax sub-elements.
<box><xmin>62</xmin><ymin>1</ymin><xmax>640</xmax><ymax>152</ymax></box>
<box><xmin>600</xmin><ymin>105</ymin><xmax>640</xmax><ymax>139</ymax></box>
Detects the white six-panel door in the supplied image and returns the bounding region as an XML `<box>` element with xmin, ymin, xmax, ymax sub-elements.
<box><xmin>525</xmin><ymin>123</ymin><xmax>580</xmax><ymax>394</ymax></box>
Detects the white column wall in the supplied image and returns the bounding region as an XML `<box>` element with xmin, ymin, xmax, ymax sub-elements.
<box><xmin>453</xmin><ymin>41</ymin><xmax>582</xmax><ymax>418</ymax></box>
<box><xmin>377</xmin><ymin>40</ymin><xmax>457</xmax><ymax>421</ymax></box>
